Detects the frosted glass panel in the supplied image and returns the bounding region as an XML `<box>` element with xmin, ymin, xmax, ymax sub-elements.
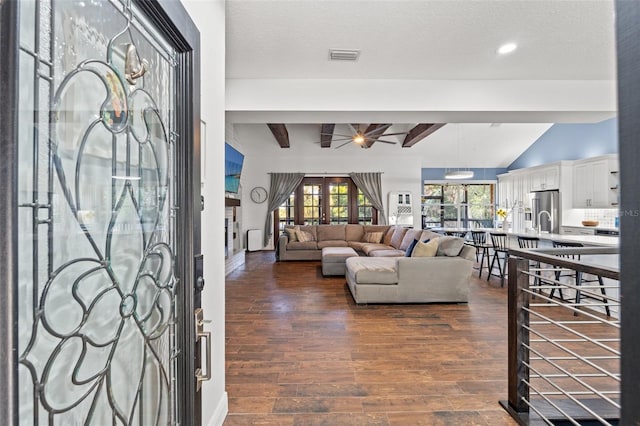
<box><xmin>17</xmin><ymin>0</ymin><xmax>178</xmax><ymax>424</ymax></box>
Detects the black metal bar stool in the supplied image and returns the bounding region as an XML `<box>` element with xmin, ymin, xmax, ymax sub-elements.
<box><xmin>467</xmin><ymin>230</ymin><xmax>491</xmax><ymax>278</ymax></box>
<box><xmin>517</xmin><ymin>236</ymin><xmax>541</xmax><ymax>293</ymax></box>
<box><xmin>488</xmin><ymin>233</ymin><xmax>509</xmax><ymax>287</ymax></box>
<box><xmin>552</xmin><ymin>241</ymin><xmax>611</xmax><ymax>317</ymax></box>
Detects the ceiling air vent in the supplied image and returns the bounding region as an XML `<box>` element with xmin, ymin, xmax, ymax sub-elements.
<box><xmin>329</xmin><ymin>49</ymin><xmax>360</xmax><ymax>61</ymax></box>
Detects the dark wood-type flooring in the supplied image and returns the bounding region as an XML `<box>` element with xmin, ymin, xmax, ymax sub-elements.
<box><xmin>223</xmin><ymin>251</ymin><xmax>518</xmax><ymax>425</ymax></box>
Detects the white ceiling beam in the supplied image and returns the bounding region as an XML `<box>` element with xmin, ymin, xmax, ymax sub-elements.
<box><xmin>226</xmin><ymin>78</ymin><xmax>617</xmax><ymax>124</ymax></box>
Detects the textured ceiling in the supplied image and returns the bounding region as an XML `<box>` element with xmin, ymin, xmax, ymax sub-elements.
<box><xmin>226</xmin><ymin>0</ymin><xmax>615</xmax><ymax>80</ymax></box>
<box><xmin>224</xmin><ymin>0</ymin><xmax>616</xmax><ymax>165</ymax></box>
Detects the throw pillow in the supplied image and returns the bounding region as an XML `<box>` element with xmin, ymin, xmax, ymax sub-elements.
<box><xmin>363</xmin><ymin>231</ymin><xmax>384</xmax><ymax>243</ymax></box>
<box><xmin>436</xmin><ymin>236</ymin><xmax>465</xmax><ymax>257</ymax></box>
<box><xmin>295</xmin><ymin>229</ymin><xmax>316</xmax><ymax>242</ymax></box>
<box><xmin>405</xmin><ymin>238</ymin><xmax>429</xmax><ymax>257</ymax></box>
<box><xmin>411</xmin><ymin>239</ymin><xmax>439</xmax><ymax>257</ymax></box>
<box><xmin>284</xmin><ymin>226</ymin><xmax>300</xmax><ymax>242</ymax></box>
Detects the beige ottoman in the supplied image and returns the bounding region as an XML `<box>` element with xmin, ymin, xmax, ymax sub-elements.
<box><xmin>322</xmin><ymin>247</ymin><xmax>359</xmax><ymax>276</ymax></box>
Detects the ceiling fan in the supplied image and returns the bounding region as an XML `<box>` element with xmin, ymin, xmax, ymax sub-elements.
<box><xmin>322</xmin><ymin>124</ymin><xmax>409</xmax><ymax>149</ymax></box>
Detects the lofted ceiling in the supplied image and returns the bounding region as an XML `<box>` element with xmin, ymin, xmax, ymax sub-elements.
<box><xmin>224</xmin><ymin>0</ymin><xmax>617</xmax><ymax>165</ymax></box>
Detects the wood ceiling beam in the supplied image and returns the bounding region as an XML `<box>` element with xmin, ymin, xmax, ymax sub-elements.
<box><xmin>267</xmin><ymin>123</ymin><xmax>290</xmax><ymax>148</ymax></box>
<box><xmin>320</xmin><ymin>123</ymin><xmax>335</xmax><ymax>148</ymax></box>
<box><xmin>363</xmin><ymin>123</ymin><xmax>392</xmax><ymax>148</ymax></box>
<box><xmin>402</xmin><ymin>123</ymin><xmax>446</xmax><ymax>148</ymax></box>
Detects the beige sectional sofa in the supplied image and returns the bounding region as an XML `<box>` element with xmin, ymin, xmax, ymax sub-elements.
<box><xmin>276</xmin><ymin>224</ymin><xmax>475</xmax><ymax>304</ymax></box>
<box><xmin>277</xmin><ymin>224</ymin><xmax>438</xmax><ymax>261</ymax></box>
<box><xmin>345</xmin><ymin>245</ymin><xmax>475</xmax><ymax>304</ymax></box>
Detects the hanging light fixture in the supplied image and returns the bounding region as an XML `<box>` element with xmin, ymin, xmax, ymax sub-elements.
<box><xmin>444</xmin><ymin>124</ymin><xmax>474</xmax><ymax>180</ymax></box>
<box><xmin>445</xmin><ymin>170</ymin><xmax>474</xmax><ymax>179</ymax></box>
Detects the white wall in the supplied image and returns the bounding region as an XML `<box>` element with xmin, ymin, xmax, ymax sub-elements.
<box><xmin>181</xmin><ymin>1</ymin><xmax>227</xmax><ymax>425</ymax></box>
<box><xmin>232</xmin><ymin>124</ymin><xmax>423</xmax><ymax>249</ymax></box>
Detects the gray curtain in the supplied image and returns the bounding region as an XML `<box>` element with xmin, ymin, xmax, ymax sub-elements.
<box><xmin>263</xmin><ymin>172</ymin><xmax>305</xmax><ymax>246</ymax></box>
<box><xmin>349</xmin><ymin>172</ymin><xmax>386</xmax><ymax>225</ymax></box>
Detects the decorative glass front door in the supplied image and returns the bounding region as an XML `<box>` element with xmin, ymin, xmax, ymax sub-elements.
<box><xmin>15</xmin><ymin>0</ymin><xmax>193</xmax><ymax>423</ymax></box>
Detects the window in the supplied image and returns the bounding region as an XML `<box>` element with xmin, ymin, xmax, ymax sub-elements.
<box><xmin>274</xmin><ymin>177</ymin><xmax>378</xmax><ymax>234</ymax></box>
<box><xmin>422</xmin><ymin>183</ymin><xmax>495</xmax><ymax>228</ymax></box>
<box><xmin>357</xmin><ymin>190</ymin><xmax>374</xmax><ymax>224</ymax></box>
<box><xmin>328</xmin><ymin>182</ymin><xmax>349</xmax><ymax>224</ymax></box>
<box><xmin>277</xmin><ymin>193</ymin><xmax>296</xmax><ymax>232</ymax></box>
<box><xmin>302</xmin><ymin>183</ymin><xmax>322</xmax><ymax>225</ymax></box>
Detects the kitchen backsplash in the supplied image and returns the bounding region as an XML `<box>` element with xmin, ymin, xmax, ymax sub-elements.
<box><xmin>582</xmin><ymin>209</ymin><xmax>618</xmax><ymax>228</ymax></box>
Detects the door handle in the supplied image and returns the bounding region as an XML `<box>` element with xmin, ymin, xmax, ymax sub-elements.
<box><xmin>194</xmin><ymin>308</ymin><xmax>212</xmax><ymax>391</ymax></box>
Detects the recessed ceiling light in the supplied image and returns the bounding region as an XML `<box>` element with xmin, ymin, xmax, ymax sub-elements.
<box><xmin>497</xmin><ymin>43</ymin><xmax>517</xmax><ymax>55</ymax></box>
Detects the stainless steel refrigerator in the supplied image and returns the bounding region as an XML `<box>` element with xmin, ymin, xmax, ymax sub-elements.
<box><xmin>530</xmin><ymin>190</ymin><xmax>560</xmax><ymax>234</ymax></box>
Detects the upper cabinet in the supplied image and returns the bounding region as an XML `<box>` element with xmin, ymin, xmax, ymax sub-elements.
<box><xmin>530</xmin><ymin>165</ymin><xmax>559</xmax><ymax>191</ymax></box>
<box><xmin>572</xmin><ymin>155</ymin><xmax>619</xmax><ymax>208</ymax></box>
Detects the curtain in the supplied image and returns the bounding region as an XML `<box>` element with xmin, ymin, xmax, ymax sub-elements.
<box><xmin>263</xmin><ymin>172</ymin><xmax>305</xmax><ymax>246</ymax></box>
<box><xmin>349</xmin><ymin>172</ymin><xmax>386</xmax><ymax>225</ymax></box>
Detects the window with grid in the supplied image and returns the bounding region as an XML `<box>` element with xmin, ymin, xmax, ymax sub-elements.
<box><xmin>303</xmin><ymin>183</ymin><xmax>322</xmax><ymax>225</ymax></box>
<box><xmin>357</xmin><ymin>190</ymin><xmax>374</xmax><ymax>224</ymax></box>
<box><xmin>422</xmin><ymin>183</ymin><xmax>495</xmax><ymax>228</ymax></box>
<box><xmin>274</xmin><ymin>177</ymin><xmax>379</xmax><ymax>238</ymax></box>
<box><xmin>277</xmin><ymin>192</ymin><xmax>296</xmax><ymax>231</ymax></box>
<box><xmin>328</xmin><ymin>182</ymin><xmax>349</xmax><ymax>224</ymax></box>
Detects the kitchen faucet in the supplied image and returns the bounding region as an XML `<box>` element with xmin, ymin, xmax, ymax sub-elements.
<box><xmin>537</xmin><ymin>210</ymin><xmax>552</xmax><ymax>234</ymax></box>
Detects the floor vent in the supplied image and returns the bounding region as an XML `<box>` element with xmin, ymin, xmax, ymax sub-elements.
<box><xmin>329</xmin><ymin>49</ymin><xmax>360</xmax><ymax>61</ymax></box>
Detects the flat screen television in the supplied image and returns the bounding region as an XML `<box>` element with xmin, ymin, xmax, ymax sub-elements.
<box><xmin>225</xmin><ymin>143</ymin><xmax>244</xmax><ymax>194</ymax></box>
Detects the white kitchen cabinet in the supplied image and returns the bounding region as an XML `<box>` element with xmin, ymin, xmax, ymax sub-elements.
<box><xmin>530</xmin><ymin>165</ymin><xmax>559</xmax><ymax>191</ymax></box>
<box><xmin>572</xmin><ymin>156</ymin><xmax>619</xmax><ymax>208</ymax></box>
<box><xmin>561</xmin><ymin>226</ymin><xmax>596</xmax><ymax>236</ymax></box>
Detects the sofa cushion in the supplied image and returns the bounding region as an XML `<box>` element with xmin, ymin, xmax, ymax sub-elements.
<box><xmin>348</xmin><ymin>241</ymin><xmax>368</xmax><ymax>252</ymax></box>
<box><xmin>390</xmin><ymin>227</ymin><xmax>408</xmax><ymax>249</ymax></box>
<box><xmin>346</xmin><ymin>224</ymin><xmax>365</xmax><ymax>242</ymax></box>
<box><xmin>296</xmin><ymin>230</ymin><xmax>316</xmax><ymax>242</ymax></box>
<box><xmin>284</xmin><ymin>225</ymin><xmax>300</xmax><ymax>242</ymax></box>
<box><xmin>404</xmin><ymin>238</ymin><xmax>422</xmax><ymax>257</ymax></box>
<box><xmin>363</xmin><ymin>231</ymin><xmax>384</xmax><ymax>243</ymax></box>
<box><xmin>317</xmin><ymin>240</ymin><xmax>349</xmax><ymax>249</ymax></box>
<box><xmin>436</xmin><ymin>236</ymin><xmax>465</xmax><ymax>257</ymax></box>
<box><xmin>421</xmin><ymin>230</ymin><xmax>443</xmax><ymax>241</ymax></box>
<box><xmin>364</xmin><ymin>225</ymin><xmax>390</xmax><ymax>235</ymax></box>
<box><xmin>286</xmin><ymin>241</ymin><xmax>319</xmax><ymax>250</ymax></box>
<box><xmin>382</xmin><ymin>227</ymin><xmax>395</xmax><ymax>245</ymax></box>
<box><xmin>361</xmin><ymin>243</ymin><xmax>394</xmax><ymax>256</ymax></box>
<box><xmin>317</xmin><ymin>225</ymin><xmax>345</xmax><ymax>241</ymax></box>
<box><xmin>369</xmin><ymin>249</ymin><xmax>405</xmax><ymax>257</ymax></box>
<box><xmin>399</xmin><ymin>229</ymin><xmax>423</xmax><ymax>251</ymax></box>
<box><xmin>346</xmin><ymin>257</ymin><xmax>398</xmax><ymax>284</ymax></box>
<box><xmin>299</xmin><ymin>225</ymin><xmax>317</xmax><ymax>240</ymax></box>
<box><xmin>411</xmin><ymin>239</ymin><xmax>439</xmax><ymax>257</ymax></box>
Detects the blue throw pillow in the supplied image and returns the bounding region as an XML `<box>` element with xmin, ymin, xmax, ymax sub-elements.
<box><xmin>405</xmin><ymin>238</ymin><xmax>429</xmax><ymax>257</ymax></box>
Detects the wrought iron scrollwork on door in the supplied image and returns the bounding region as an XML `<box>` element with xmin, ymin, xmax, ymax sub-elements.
<box><xmin>18</xmin><ymin>0</ymin><xmax>178</xmax><ymax>424</ymax></box>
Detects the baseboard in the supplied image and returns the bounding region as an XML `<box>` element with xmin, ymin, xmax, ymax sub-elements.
<box><xmin>206</xmin><ymin>391</ymin><xmax>228</xmax><ymax>426</ymax></box>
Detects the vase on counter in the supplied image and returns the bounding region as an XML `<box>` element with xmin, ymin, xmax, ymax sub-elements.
<box><xmin>502</xmin><ymin>220</ymin><xmax>508</xmax><ymax>231</ymax></box>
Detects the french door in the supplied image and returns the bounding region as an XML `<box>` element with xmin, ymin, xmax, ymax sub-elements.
<box><xmin>0</xmin><ymin>0</ymin><xmax>203</xmax><ymax>424</ymax></box>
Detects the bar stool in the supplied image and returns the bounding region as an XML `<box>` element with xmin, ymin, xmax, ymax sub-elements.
<box><xmin>552</xmin><ymin>241</ymin><xmax>611</xmax><ymax>317</ymax></box>
<box><xmin>517</xmin><ymin>236</ymin><xmax>541</xmax><ymax>293</ymax></box>
<box><xmin>488</xmin><ymin>233</ymin><xmax>509</xmax><ymax>287</ymax></box>
<box><xmin>467</xmin><ymin>230</ymin><xmax>491</xmax><ymax>278</ymax></box>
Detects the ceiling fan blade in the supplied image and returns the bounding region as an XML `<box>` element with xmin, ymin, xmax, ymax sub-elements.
<box><xmin>321</xmin><ymin>133</ymin><xmax>356</xmax><ymax>138</ymax></box>
<box><xmin>374</xmin><ymin>139</ymin><xmax>398</xmax><ymax>144</ymax></box>
<box><xmin>328</xmin><ymin>137</ymin><xmax>355</xmax><ymax>142</ymax></box>
<box><xmin>378</xmin><ymin>132</ymin><xmax>410</xmax><ymax>136</ymax></box>
<box><xmin>335</xmin><ymin>140</ymin><xmax>354</xmax><ymax>149</ymax></box>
